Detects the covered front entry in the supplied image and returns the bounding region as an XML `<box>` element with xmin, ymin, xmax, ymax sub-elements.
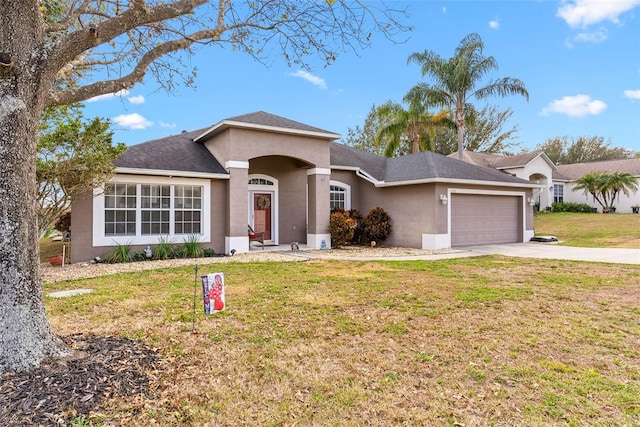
<box><xmin>249</xmin><ymin>175</ymin><xmax>278</xmax><ymax>244</ymax></box>
<box><xmin>451</xmin><ymin>193</ymin><xmax>522</xmax><ymax>246</ymax></box>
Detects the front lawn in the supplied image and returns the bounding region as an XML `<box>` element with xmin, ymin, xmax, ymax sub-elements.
<box><xmin>42</xmin><ymin>257</ymin><xmax>640</xmax><ymax>426</ymax></box>
<box><xmin>534</xmin><ymin>212</ymin><xmax>640</xmax><ymax>248</ymax></box>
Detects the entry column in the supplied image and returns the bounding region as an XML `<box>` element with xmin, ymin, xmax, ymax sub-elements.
<box><xmin>225</xmin><ymin>161</ymin><xmax>249</xmax><ymax>254</ymax></box>
<box><xmin>307</xmin><ymin>168</ymin><xmax>331</xmax><ymax>249</ymax></box>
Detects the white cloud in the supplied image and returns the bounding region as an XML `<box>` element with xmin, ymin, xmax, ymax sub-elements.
<box><xmin>128</xmin><ymin>95</ymin><xmax>145</xmax><ymax>105</ymax></box>
<box><xmin>625</xmin><ymin>89</ymin><xmax>640</xmax><ymax>100</ymax></box>
<box><xmin>112</xmin><ymin>113</ymin><xmax>153</xmax><ymax>130</ymax></box>
<box><xmin>86</xmin><ymin>89</ymin><xmax>130</xmax><ymax>102</ymax></box>
<box><xmin>557</xmin><ymin>0</ymin><xmax>640</xmax><ymax>28</ymax></box>
<box><xmin>540</xmin><ymin>94</ymin><xmax>607</xmax><ymax>117</ymax></box>
<box><xmin>573</xmin><ymin>28</ymin><xmax>608</xmax><ymax>43</ymax></box>
<box><xmin>489</xmin><ymin>19</ymin><xmax>500</xmax><ymax>30</ymax></box>
<box><xmin>290</xmin><ymin>70</ymin><xmax>327</xmax><ymax>90</ymax></box>
<box><xmin>441</xmin><ymin>6</ymin><xmax>447</xmax><ymax>14</ymax></box>
<box><xmin>159</xmin><ymin>121</ymin><xmax>177</xmax><ymax>128</ymax></box>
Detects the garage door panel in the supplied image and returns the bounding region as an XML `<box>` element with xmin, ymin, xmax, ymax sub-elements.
<box><xmin>451</xmin><ymin>194</ymin><xmax>520</xmax><ymax>246</ymax></box>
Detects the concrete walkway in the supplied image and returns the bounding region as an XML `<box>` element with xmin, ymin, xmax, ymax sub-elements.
<box><xmin>294</xmin><ymin>243</ymin><xmax>640</xmax><ymax>265</ymax></box>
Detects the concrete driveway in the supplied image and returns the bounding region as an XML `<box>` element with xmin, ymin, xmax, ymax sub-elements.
<box><xmin>462</xmin><ymin>243</ymin><xmax>640</xmax><ymax>265</ymax></box>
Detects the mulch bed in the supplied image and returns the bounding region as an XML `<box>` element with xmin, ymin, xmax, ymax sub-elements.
<box><xmin>0</xmin><ymin>334</ymin><xmax>159</xmax><ymax>426</ymax></box>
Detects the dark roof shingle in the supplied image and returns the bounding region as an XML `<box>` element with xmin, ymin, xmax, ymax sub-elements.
<box><xmin>114</xmin><ymin>129</ymin><xmax>227</xmax><ymax>175</ymax></box>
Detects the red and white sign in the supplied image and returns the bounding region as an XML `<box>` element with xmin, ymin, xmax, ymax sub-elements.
<box><xmin>201</xmin><ymin>273</ymin><xmax>225</xmax><ymax>314</ymax></box>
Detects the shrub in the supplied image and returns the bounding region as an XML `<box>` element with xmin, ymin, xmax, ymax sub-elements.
<box><xmin>183</xmin><ymin>234</ymin><xmax>203</xmax><ymax>258</ymax></box>
<box><xmin>363</xmin><ymin>207</ymin><xmax>392</xmax><ymax>244</ymax></box>
<box><xmin>203</xmin><ymin>248</ymin><xmax>216</xmax><ymax>257</ymax></box>
<box><xmin>104</xmin><ymin>241</ymin><xmax>132</xmax><ymax>263</ymax></box>
<box><xmin>54</xmin><ymin>211</ymin><xmax>71</xmax><ymax>233</ymax></box>
<box><xmin>551</xmin><ymin>202</ymin><xmax>594</xmax><ymax>213</ymax></box>
<box><xmin>328</xmin><ymin>210</ymin><xmax>356</xmax><ymax>248</ymax></box>
<box><xmin>132</xmin><ymin>251</ymin><xmax>146</xmax><ymax>262</ymax></box>
<box><xmin>154</xmin><ymin>236</ymin><xmax>172</xmax><ymax>260</ymax></box>
<box><xmin>347</xmin><ymin>209</ymin><xmax>365</xmax><ymax>244</ymax></box>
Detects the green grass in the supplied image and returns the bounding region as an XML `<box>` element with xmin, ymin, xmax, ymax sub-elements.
<box><xmin>43</xmin><ymin>256</ymin><xmax>640</xmax><ymax>426</ymax></box>
<box><xmin>534</xmin><ymin>211</ymin><xmax>640</xmax><ymax>248</ymax></box>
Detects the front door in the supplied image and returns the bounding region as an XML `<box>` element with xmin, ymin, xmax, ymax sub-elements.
<box><xmin>252</xmin><ymin>192</ymin><xmax>272</xmax><ymax>240</ymax></box>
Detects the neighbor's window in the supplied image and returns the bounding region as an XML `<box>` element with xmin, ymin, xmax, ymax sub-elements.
<box><xmin>553</xmin><ymin>184</ymin><xmax>564</xmax><ymax>203</ymax></box>
<box><xmin>104</xmin><ymin>183</ymin><xmax>202</xmax><ymax>236</ymax></box>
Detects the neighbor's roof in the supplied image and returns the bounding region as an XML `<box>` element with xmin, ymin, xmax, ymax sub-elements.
<box><xmin>553</xmin><ymin>157</ymin><xmax>640</xmax><ymax>181</ymax></box>
<box><xmin>331</xmin><ymin>143</ymin><xmax>536</xmax><ymax>187</ymax></box>
<box><xmin>114</xmin><ymin>128</ymin><xmax>228</xmax><ymax>177</ymax></box>
<box><xmin>449</xmin><ymin>150</ymin><xmax>557</xmax><ymax>170</ymax></box>
<box><xmin>193</xmin><ymin>111</ymin><xmax>340</xmax><ymax>142</ymax></box>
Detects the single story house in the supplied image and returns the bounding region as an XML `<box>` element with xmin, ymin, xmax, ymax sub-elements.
<box><xmin>448</xmin><ymin>151</ymin><xmax>557</xmax><ymax>210</ymax></box>
<box><xmin>552</xmin><ymin>158</ymin><xmax>640</xmax><ymax>212</ymax></box>
<box><xmin>69</xmin><ymin>111</ymin><xmax>539</xmax><ymax>263</ymax></box>
<box><xmin>449</xmin><ymin>151</ymin><xmax>640</xmax><ymax>213</ymax></box>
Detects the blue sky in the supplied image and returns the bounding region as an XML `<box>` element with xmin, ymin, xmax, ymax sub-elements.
<box><xmin>83</xmin><ymin>0</ymin><xmax>640</xmax><ymax>154</ymax></box>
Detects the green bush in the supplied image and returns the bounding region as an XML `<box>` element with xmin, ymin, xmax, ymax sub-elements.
<box><xmin>328</xmin><ymin>210</ymin><xmax>356</xmax><ymax>248</ymax></box>
<box><xmin>154</xmin><ymin>236</ymin><xmax>172</xmax><ymax>260</ymax></box>
<box><xmin>182</xmin><ymin>234</ymin><xmax>203</xmax><ymax>258</ymax></box>
<box><xmin>203</xmin><ymin>248</ymin><xmax>216</xmax><ymax>257</ymax></box>
<box><xmin>551</xmin><ymin>202</ymin><xmax>595</xmax><ymax>213</ymax></box>
<box><xmin>363</xmin><ymin>207</ymin><xmax>392</xmax><ymax>244</ymax></box>
<box><xmin>104</xmin><ymin>241</ymin><xmax>132</xmax><ymax>263</ymax></box>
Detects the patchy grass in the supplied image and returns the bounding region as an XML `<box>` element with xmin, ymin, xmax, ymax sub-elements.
<box><xmin>534</xmin><ymin>212</ymin><xmax>640</xmax><ymax>248</ymax></box>
<box><xmin>44</xmin><ymin>257</ymin><xmax>640</xmax><ymax>426</ymax></box>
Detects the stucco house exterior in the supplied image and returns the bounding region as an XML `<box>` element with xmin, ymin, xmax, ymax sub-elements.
<box><xmin>449</xmin><ymin>151</ymin><xmax>640</xmax><ymax>213</ymax></box>
<box><xmin>69</xmin><ymin>111</ymin><xmax>539</xmax><ymax>263</ymax></box>
<box><xmin>448</xmin><ymin>151</ymin><xmax>557</xmax><ymax>210</ymax></box>
<box><xmin>552</xmin><ymin>158</ymin><xmax>640</xmax><ymax>213</ymax></box>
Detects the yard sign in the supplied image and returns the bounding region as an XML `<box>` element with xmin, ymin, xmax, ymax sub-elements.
<box><xmin>201</xmin><ymin>272</ymin><xmax>225</xmax><ymax>314</ymax></box>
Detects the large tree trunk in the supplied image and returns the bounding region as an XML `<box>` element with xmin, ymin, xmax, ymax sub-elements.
<box><xmin>0</xmin><ymin>0</ymin><xmax>68</xmax><ymax>373</ymax></box>
<box><xmin>456</xmin><ymin>106</ymin><xmax>465</xmax><ymax>161</ymax></box>
<box><xmin>0</xmin><ymin>89</ymin><xmax>68</xmax><ymax>373</ymax></box>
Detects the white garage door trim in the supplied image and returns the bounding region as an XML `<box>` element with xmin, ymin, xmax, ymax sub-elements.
<box><xmin>447</xmin><ymin>188</ymin><xmax>527</xmax><ymax>247</ymax></box>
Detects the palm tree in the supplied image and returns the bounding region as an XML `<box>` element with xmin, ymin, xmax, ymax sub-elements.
<box><xmin>375</xmin><ymin>97</ymin><xmax>450</xmax><ymax>157</ymax></box>
<box><xmin>574</xmin><ymin>171</ymin><xmax>638</xmax><ymax>212</ymax></box>
<box><xmin>407</xmin><ymin>33</ymin><xmax>529</xmax><ymax>160</ymax></box>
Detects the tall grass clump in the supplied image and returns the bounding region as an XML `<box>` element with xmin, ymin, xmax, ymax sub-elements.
<box><xmin>104</xmin><ymin>241</ymin><xmax>132</xmax><ymax>263</ymax></box>
<box><xmin>182</xmin><ymin>234</ymin><xmax>203</xmax><ymax>258</ymax></box>
<box><xmin>154</xmin><ymin>236</ymin><xmax>172</xmax><ymax>260</ymax></box>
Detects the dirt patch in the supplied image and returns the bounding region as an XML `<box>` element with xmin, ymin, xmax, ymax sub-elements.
<box><xmin>0</xmin><ymin>334</ymin><xmax>159</xmax><ymax>426</ymax></box>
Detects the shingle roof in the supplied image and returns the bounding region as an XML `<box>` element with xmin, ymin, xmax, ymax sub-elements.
<box><xmin>553</xmin><ymin>158</ymin><xmax>640</xmax><ymax>180</ymax></box>
<box><xmin>225</xmin><ymin>111</ymin><xmax>336</xmax><ymax>135</ymax></box>
<box><xmin>449</xmin><ymin>150</ymin><xmax>555</xmax><ymax>170</ymax></box>
<box><xmin>331</xmin><ymin>143</ymin><xmax>533</xmax><ymax>186</ymax></box>
<box><xmin>194</xmin><ymin>111</ymin><xmax>340</xmax><ymax>142</ymax></box>
<box><xmin>114</xmin><ymin>129</ymin><xmax>227</xmax><ymax>175</ymax></box>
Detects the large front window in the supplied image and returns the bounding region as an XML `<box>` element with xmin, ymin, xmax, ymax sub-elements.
<box><xmin>104</xmin><ymin>183</ymin><xmax>203</xmax><ymax>237</ymax></box>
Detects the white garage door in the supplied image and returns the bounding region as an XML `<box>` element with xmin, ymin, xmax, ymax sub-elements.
<box><xmin>451</xmin><ymin>194</ymin><xmax>521</xmax><ymax>246</ymax></box>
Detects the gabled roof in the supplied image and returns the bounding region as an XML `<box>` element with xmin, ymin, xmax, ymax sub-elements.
<box><xmin>553</xmin><ymin>157</ymin><xmax>640</xmax><ymax>181</ymax></box>
<box><xmin>331</xmin><ymin>143</ymin><xmax>536</xmax><ymax>187</ymax></box>
<box><xmin>449</xmin><ymin>150</ymin><xmax>557</xmax><ymax>171</ymax></box>
<box><xmin>114</xmin><ymin>129</ymin><xmax>228</xmax><ymax>177</ymax></box>
<box><xmin>193</xmin><ymin>111</ymin><xmax>340</xmax><ymax>142</ymax></box>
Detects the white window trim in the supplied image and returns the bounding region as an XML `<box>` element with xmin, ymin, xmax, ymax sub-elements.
<box><xmin>329</xmin><ymin>180</ymin><xmax>351</xmax><ymax>210</ymax></box>
<box><xmin>93</xmin><ymin>174</ymin><xmax>211</xmax><ymax>247</ymax></box>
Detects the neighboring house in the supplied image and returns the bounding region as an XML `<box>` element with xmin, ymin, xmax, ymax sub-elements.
<box><xmin>552</xmin><ymin>158</ymin><xmax>640</xmax><ymax>213</ymax></box>
<box><xmin>70</xmin><ymin>111</ymin><xmax>538</xmax><ymax>263</ymax></box>
<box><xmin>449</xmin><ymin>151</ymin><xmax>640</xmax><ymax>213</ymax></box>
<box><xmin>448</xmin><ymin>151</ymin><xmax>556</xmax><ymax>210</ymax></box>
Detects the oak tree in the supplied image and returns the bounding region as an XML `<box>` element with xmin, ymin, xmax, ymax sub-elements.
<box><xmin>0</xmin><ymin>0</ymin><xmax>407</xmax><ymax>373</ymax></box>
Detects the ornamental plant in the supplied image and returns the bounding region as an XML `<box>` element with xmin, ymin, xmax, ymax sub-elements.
<box><xmin>363</xmin><ymin>207</ymin><xmax>392</xmax><ymax>244</ymax></box>
<box><xmin>328</xmin><ymin>210</ymin><xmax>357</xmax><ymax>248</ymax></box>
